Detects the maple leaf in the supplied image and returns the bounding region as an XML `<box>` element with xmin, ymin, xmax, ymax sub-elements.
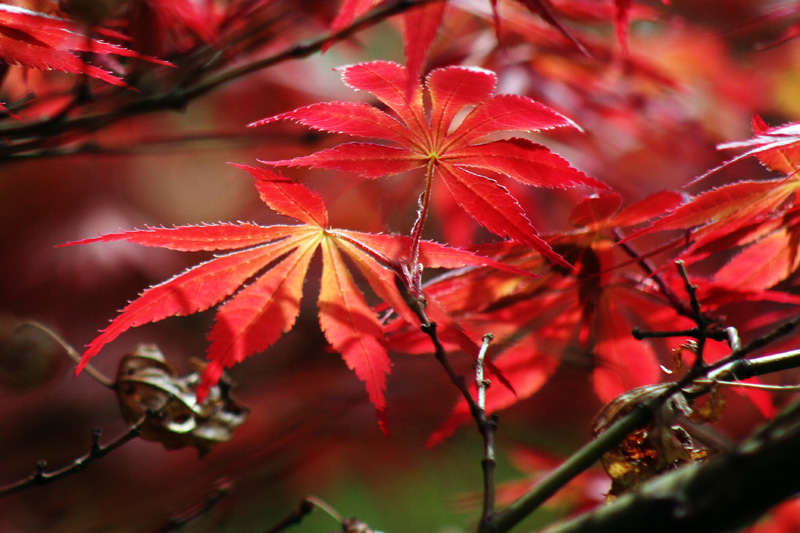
<box><xmin>0</xmin><ymin>4</ymin><xmax>172</xmax><ymax>90</ymax></box>
<box><xmin>624</xmin><ymin>177</ymin><xmax>800</xmax><ymax>260</ymax></box>
<box><xmin>252</xmin><ymin>60</ymin><xmax>606</xmax><ymax>272</ymax></box>
<box><xmin>691</xmin><ymin>116</ymin><xmax>800</xmax><ymax>185</ymax></box>
<box><xmin>67</xmin><ymin>164</ymin><xmax>530</xmax><ymax>430</ymax></box>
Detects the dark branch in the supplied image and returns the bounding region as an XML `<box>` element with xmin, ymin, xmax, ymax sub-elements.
<box><xmin>0</xmin><ymin>0</ymin><xmax>442</xmax><ymax>160</ymax></box>
<box><xmin>490</xmin><ymin>310</ymin><xmax>800</xmax><ymax>532</ymax></box>
<box><xmin>265</xmin><ymin>498</ymin><xmax>316</xmax><ymax>533</ymax></box>
<box><xmin>542</xmin><ymin>397</ymin><xmax>800</xmax><ymax>533</ymax></box>
<box><xmin>0</xmin><ymin>415</ymin><xmax>147</xmax><ymax>497</ymax></box>
<box><xmin>155</xmin><ymin>478</ymin><xmax>234</xmax><ymax>532</ymax></box>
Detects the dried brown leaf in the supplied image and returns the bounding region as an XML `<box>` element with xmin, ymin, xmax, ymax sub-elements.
<box><xmin>115</xmin><ymin>345</ymin><xmax>248</xmax><ymax>457</ymax></box>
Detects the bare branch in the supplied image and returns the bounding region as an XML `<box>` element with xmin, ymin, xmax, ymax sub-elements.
<box><xmin>156</xmin><ymin>478</ymin><xmax>234</xmax><ymax>532</ymax></box>
<box><xmin>542</xmin><ymin>397</ymin><xmax>800</xmax><ymax>533</ymax></box>
<box><xmin>0</xmin><ymin>415</ymin><xmax>147</xmax><ymax>498</ymax></box>
<box><xmin>0</xmin><ymin>0</ymin><xmax>443</xmax><ymax>160</ymax></box>
<box><xmin>490</xmin><ymin>310</ymin><xmax>800</xmax><ymax>532</ymax></box>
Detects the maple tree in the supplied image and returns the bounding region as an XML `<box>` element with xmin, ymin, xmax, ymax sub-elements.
<box><xmin>3</xmin><ymin>0</ymin><xmax>800</xmax><ymax>532</ymax></box>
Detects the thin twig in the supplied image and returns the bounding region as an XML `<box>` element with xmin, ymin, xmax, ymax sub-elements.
<box><xmin>0</xmin><ymin>416</ymin><xmax>147</xmax><ymax>497</ymax></box>
<box><xmin>613</xmin><ymin>229</ymin><xmax>691</xmax><ymax>318</ymax></box>
<box><xmin>477</xmin><ymin>333</ymin><xmax>497</xmax><ymax>529</ymax></box>
<box><xmin>264</xmin><ymin>495</ymin><xmax>352</xmax><ymax>533</ymax></box>
<box><xmin>404</xmin><ymin>285</ymin><xmax>501</xmax><ymax>532</ymax></box>
<box><xmin>155</xmin><ymin>478</ymin><xmax>234</xmax><ymax>532</ymax></box>
<box><xmin>20</xmin><ymin>321</ymin><xmax>115</xmax><ymax>389</ymax></box>
<box><xmin>724</xmin><ymin>326</ymin><xmax>741</xmax><ymax>352</ymax></box>
<box><xmin>675</xmin><ymin>261</ymin><xmax>710</xmax><ymax>369</ymax></box>
<box><xmin>264</xmin><ymin>498</ymin><xmax>316</xmax><ymax>533</ymax></box>
<box><xmin>476</xmin><ymin>334</ymin><xmax>493</xmax><ymax>411</ymax></box>
<box><xmin>632</xmin><ymin>327</ymin><xmax>724</xmax><ymax>341</ymax></box>
<box><xmin>705</xmin><ymin>311</ymin><xmax>800</xmax><ymax>377</ymax></box>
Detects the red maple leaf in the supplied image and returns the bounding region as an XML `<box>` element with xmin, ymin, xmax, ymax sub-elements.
<box><xmin>66</xmin><ymin>164</ymin><xmax>530</xmax><ymax>430</ymax></box>
<box><xmin>0</xmin><ymin>4</ymin><xmax>172</xmax><ymax>90</ymax></box>
<box><xmin>252</xmin><ymin>60</ymin><xmax>606</xmax><ymax>272</ymax></box>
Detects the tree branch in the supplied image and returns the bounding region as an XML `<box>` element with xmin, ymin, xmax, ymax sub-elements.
<box><xmin>490</xmin><ymin>311</ymin><xmax>800</xmax><ymax>532</ymax></box>
<box><xmin>541</xmin><ymin>396</ymin><xmax>800</xmax><ymax>533</ymax></box>
<box><xmin>155</xmin><ymin>478</ymin><xmax>234</xmax><ymax>532</ymax></box>
<box><xmin>0</xmin><ymin>0</ymin><xmax>442</xmax><ymax>160</ymax></box>
<box><xmin>0</xmin><ymin>415</ymin><xmax>147</xmax><ymax>497</ymax></box>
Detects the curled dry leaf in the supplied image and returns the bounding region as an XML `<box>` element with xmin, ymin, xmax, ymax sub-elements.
<box><xmin>115</xmin><ymin>344</ymin><xmax>249</xmax><ymax>457</ymax></box>
<box><xmin>591</xmin><ymin>384</ymin><xmax>724</xmax><ymax>502</ymax></box>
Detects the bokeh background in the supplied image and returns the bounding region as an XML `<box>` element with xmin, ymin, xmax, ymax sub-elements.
<box><xmin>2</xmin><ymin>0</ymin><xmax>800</xmax><ymax>531</ymax></box>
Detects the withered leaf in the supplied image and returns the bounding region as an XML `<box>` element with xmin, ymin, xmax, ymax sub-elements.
<box><xmin>592</xmin><ymin>384</ymin><xmax>721</xmax><ymax>501</ymax></box>
<box><xmin>115</xmin><ymin>345</ymin><xmax>248</xmax><ymax>457</ymax></box>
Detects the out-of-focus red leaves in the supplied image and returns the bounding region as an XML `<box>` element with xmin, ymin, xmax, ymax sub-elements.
<box><xmin>0</xmin><ymin>4</ymin><xmax>172</xmax><ymax>89</ymax></box>
<box><xmin>126</xmin><ymin>0</ymin><xmax>218</xmax><ymax>57</ymax></box>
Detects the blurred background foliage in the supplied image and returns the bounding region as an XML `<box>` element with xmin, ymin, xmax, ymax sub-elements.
<box><xmin>2</xmin><ymin>0</ymin><xmax>800</xmax><ymax>531</ymax></box>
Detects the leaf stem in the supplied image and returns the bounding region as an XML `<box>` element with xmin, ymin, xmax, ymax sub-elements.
<box><xmin>407</xmin><ymin>158</ymin><xmax>437</xmax><ymax>293</ymax></box>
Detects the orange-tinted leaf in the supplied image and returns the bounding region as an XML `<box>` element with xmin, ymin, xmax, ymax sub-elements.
<box><xmin>334</xmin><ymin>236</ymin><xmax>421</xmax><ymax>327</ymax></box>
<box><xmin>75</xmin><ymin>163</ymin><xmax>534</xmax><ymax>425</ymax></box>
<box><xmin>713</xmin><ymin>227</ymin><xmax>800</xmax><ymax>293</ymax></box>
<box><xmin>201</xmin><ymin>238</ymin><xmax>319</xmax><ymax>399</ymax></box>
<box><xmin>626</xmin><ymin>179</ymin><xmax>799</xmax><ymax>247</ymax></box>
<box><xmin>77</xmin><ymin>236</ymin><xmax>308</xmax><ymax>376</ymax></box>
<box><xmin>719</xmin><ymin>118</ymin><xmax>800</xmax><ymax>176</ymax></box>
<box><xmin>319</xmin><ymin>238</ymin><xmax>391</xmax><ymax>429</ymax></box>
